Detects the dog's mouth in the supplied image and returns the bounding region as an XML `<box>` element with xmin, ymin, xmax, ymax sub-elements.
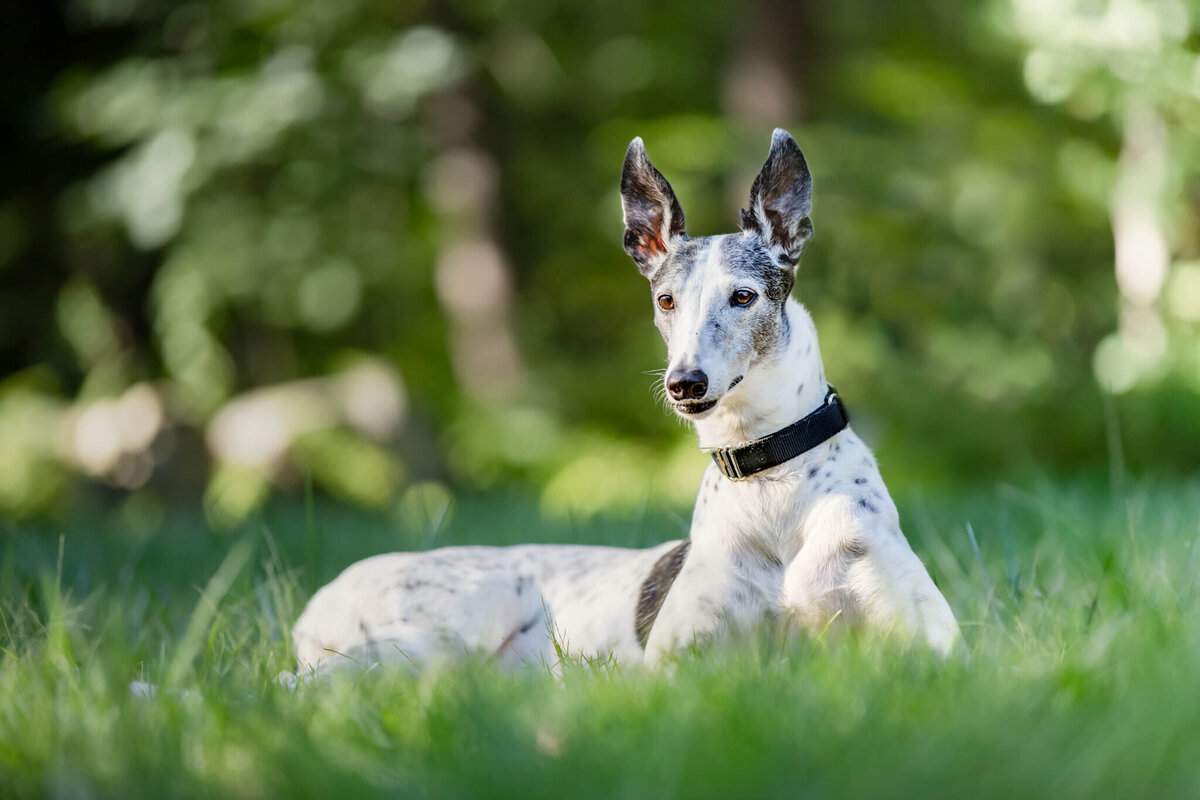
<box><xmin>672</xmin><ymin>398</ymin><xmax>719</xmax><ymax>416</ymax></box>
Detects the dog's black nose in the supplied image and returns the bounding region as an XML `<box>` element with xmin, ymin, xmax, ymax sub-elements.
<box><xmin>667</xmin><ymin>370</ymin><xmax>709</xmax><ymax>401</ymax></box>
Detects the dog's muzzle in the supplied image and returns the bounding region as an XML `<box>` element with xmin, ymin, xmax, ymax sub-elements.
<box><xmin>673</xmin><ymin>398</ymin><xmax>718</xmax><ymax>415</ymax></box>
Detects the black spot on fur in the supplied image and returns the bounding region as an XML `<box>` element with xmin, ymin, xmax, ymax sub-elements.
<box><xmin>634</xmin><ymin>540</ymin><xmax>691</xmax><ymax>649</ymax></box>
<box><xmin>854</xmin><ymin>477</ymin><xmax>867</xmax><ymax>485</ymax></box>
<box><xmin>807</xmin><ymin>467</ymin><xmax>819</xmax><ymax>479</ymax></box>
<box><xmin>858</xmin><ymin>498</ymin><xmax>878</xmax><ymax>514</ymax></box>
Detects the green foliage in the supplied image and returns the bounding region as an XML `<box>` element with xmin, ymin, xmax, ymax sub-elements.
<box><xmin>2</xmin><ymin>479</ymin><xmax>1200</xmax><ymax>796</ymax></box>
<box><xmin>1</xmin><ymin>0</ymin><xmax>1197</xmax><ymax>518</ymax></box>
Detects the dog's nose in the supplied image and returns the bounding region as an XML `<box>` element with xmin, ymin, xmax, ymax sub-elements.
<box><xmin>667</xmin><ymin>370</ymin><xmax>709</xmax><ymax>401</ymax></box>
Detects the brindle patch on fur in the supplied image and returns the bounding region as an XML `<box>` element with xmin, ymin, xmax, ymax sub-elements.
<box><xmin>634</xmin><ymin>540</ymin><xmax>692</xmax><ymax>648</ymax></box>
<box><xmin>721</xmin><ymin>236</ymin><xmax>794</xmax><ymax>303</ymax></box>
<box><xmin>715</xmin><ymin>236</ymin><xmax>795</xmax><ymax>362</ymax></box>
<box><xmin>648</xmin><ymin>237</ymin><xmax>707</xmax><ymax>294</ymax></box>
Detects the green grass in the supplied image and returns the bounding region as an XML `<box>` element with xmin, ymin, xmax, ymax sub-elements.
<box><xmin>2</xmin><ymin>478</ymin><xmax>1199</xmax><ymax>798</ymax></box>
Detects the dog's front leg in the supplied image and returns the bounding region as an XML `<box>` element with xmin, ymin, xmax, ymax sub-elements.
<box><xmin>641</xmin><ymin>551</ymin><xmax>732</xmax><ymax>669</ymax></box>
<box><xmin>851</xmin><ymin>542</ymin><xmax>962</xmax><ymax>656</ymax></box>
<box><xmin>782</xmin><ymin>532</ymin><xmax>961</xmax><ymax>656</ymax></box>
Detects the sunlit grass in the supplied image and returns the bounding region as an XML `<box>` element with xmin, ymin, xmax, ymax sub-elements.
<box><xmin>1</xmin><ymin>478</ymin><xmax>1199</xmax><ymax>798</ymax></box>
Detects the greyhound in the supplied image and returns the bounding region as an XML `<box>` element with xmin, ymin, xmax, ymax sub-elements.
<box><xmin>290</xmin><ymin>129</ymin><xmax>960</xmax><ymax>675</ymax></box>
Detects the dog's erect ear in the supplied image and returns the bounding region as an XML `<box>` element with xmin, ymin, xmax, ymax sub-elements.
<box><xmin>621</xmin><ymin>137</ymin><xmax>686</xmax><ymax>276</ymax></box>
<box><xmin>741</xmin><ymin>129</ymin><xmax>813</xmax><ymax>268</ymax></box>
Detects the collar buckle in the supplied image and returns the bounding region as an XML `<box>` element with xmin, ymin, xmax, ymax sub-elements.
<box><xmin>706</xmin><ymin>383</ymin><xmax>849</xmax><ymax>483</ymax></box>
<box><xmin>712</xmin><ymin>447</ymin><xmax>745</xmax><ymax>481</ymax></box>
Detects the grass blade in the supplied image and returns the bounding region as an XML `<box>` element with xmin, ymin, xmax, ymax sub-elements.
<box><xmin>164</xmin><ymin>535</ymin><xmax>256</xmax><ymax>687</ymax></box>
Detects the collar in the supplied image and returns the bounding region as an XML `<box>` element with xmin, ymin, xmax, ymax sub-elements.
<box><xmin>708</xmin><ymin>386</ymin><xmax>849</xmax><ymax>481</ymax></box>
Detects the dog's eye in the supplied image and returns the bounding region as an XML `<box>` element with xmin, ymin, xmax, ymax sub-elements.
<box><xmin>731</xmin><ymin>289</ymin><xmax>757</xmax><ymax>307</ymax></box>
<box><xmin>657</xmin><ymin>294</ymin><xmax>675</xmax><ymax>311</ymax></box>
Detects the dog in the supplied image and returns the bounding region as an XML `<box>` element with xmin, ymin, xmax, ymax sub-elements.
<box><xmin>291</xmin><ymin>129</ymin><xmax>960</xmax><ymax>675</ymax></box>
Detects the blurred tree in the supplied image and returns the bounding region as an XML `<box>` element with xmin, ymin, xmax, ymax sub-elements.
<box><xmin>1005</xmin><ymin>0</ymin><xmax>1200</xmax><ymax>400</ymax></box>
<box><xmin>0</xmin><ymin>0</ymin><xmax>1196</xmax><ymax>520</ymax></box>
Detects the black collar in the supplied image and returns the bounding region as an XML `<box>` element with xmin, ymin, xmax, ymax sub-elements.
<box><xmin>709</xmin><ymin>387</ymin><xmax>849</xmax><ymax>480</ymax></box>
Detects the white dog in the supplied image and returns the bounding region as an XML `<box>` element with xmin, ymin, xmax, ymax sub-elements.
<box><xmin>292</xmin><ymin>129</ymin><xmax>960</xmax><ymax>674</ymax></box>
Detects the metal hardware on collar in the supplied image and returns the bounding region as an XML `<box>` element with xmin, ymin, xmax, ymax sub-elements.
<box><xmin>714</xmin><ymin>448</ymin><xmax>744</xmax><ymax>480</ymax></box>
<box><xmin>709</xmin><ymin>385</ymin><xmax>849</xmax><ymax>481</ymax></box>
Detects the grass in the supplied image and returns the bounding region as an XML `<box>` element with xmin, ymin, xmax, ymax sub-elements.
<box><xmin>1</xmin><ymin>477</ymin><xmax>1199</xmax><ymax>798</ymax></box>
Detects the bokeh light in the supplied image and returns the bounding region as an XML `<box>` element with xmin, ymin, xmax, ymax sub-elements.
<box><xmin>1</xmin><ymin>0</ymin><xmax>1198</xmax><ymax>520</ymax></box>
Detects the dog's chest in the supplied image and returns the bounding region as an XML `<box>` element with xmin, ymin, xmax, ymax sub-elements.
<box><xmin>693</xmin><ymin>461</ymin><xmax>806</xmax><ymax>538</ymax></box>
<box><xmin>688</xmin><ymin>467</ymin><xmax>803</xmax><ymax>606</ymax></box>
<box><xmin>686</xmin><ymin>440</ymin><xmax>880</xmax><ymax>594</ymax></box>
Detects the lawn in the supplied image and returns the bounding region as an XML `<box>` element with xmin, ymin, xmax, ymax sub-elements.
<box><xmin>2</xmin><ymin>477</ymin><xmax>1199</xmax><ymax>798</ymax></box>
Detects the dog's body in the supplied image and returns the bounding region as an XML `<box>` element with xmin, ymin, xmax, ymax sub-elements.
<box><xmin>292</xmin><ymin>130</ymin><xmax>960</xmax><ymax>674</ymax></box>
<box><xmin>293</xmin><ymin>541</ymin><xmax>684</xmax><ymax>671</ymax></box>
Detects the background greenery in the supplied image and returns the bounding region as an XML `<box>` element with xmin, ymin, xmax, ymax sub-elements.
<box><xmin>2</xmin><ymin>0</ymin><xmax>1197</xmax><ymax>523</ymax></box>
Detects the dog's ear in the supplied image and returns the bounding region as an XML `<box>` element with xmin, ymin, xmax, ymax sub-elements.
<box><xmin>621</xmin><ymin>137</ymin><xmax>686</xmax><ymax>276</ymax></box>
<box><xmin>741</xmin><ymin>129</ymin><xmax>813</xmax><ymax>268</ymax></box>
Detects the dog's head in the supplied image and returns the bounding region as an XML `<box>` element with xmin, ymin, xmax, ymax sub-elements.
<box><xmin>621</xmin><ymin>129</ymin><xmax>814</xmax><ymax>420</ymax></box>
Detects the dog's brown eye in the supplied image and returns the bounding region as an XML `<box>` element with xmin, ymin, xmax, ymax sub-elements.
<box><xmin>732</xmin><ymin>289</ymin><xmax>757</xmax><ymax>307</ymax></box>
<box><xmin>657</xmin><ymin>294</ymin><xmax>675</xmax><ymax>311</ymax></box>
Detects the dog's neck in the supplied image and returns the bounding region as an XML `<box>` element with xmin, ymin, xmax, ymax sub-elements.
<box><xmin>691</xmin><ymin>299</ymin><xmax>829</xmax><ymax>450</ymax></box>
